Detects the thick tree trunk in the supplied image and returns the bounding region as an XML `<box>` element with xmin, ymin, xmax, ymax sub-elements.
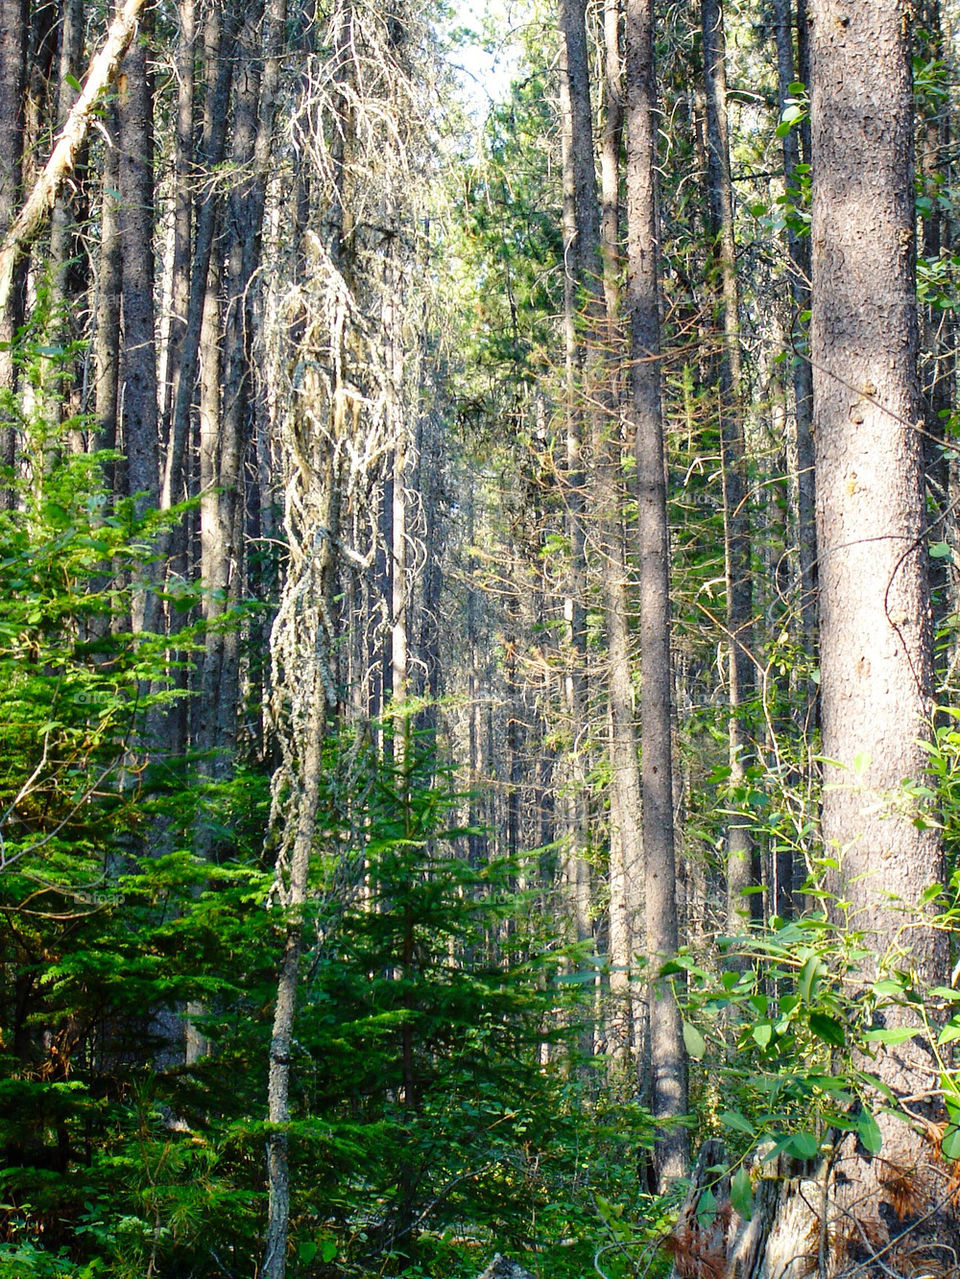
<box><xmin>626</xmin><ymin>0</ymin><xmax>688</xmax><ymax>1188</ymax></box>
<box><xmin>811</xmin><ymin>0</ymin><xmax>945</xmax><ymax>1004</ymax></box>
<box><xmin>680</xmin><ymin>3</ymin><xmax>958</xmax><ymax>1272</ymax></box>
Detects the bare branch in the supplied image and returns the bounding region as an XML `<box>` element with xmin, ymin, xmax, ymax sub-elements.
<box><xmin>0</xmin><ymin>0</ymin><xmax>149</xmax><ymax>314</ymax></box>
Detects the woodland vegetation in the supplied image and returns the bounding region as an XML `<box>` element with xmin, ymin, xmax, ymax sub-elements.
<box><xmin>2</xmin><ymin>0</ymin><xmax>960</xmax><ymax>1275</ymax></box>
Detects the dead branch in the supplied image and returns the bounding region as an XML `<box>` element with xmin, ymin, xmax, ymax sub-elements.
<box><xmin>0</xmin><ymin>0</ymin><xmax>149</xmax><ymax>315</ymax></box>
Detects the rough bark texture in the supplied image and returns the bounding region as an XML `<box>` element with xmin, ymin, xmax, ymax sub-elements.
<box><xmin>675</xmin><ymin>4</ymin><xmax>958</xmax><ymax>1275</ymax></box>
<box><xmin>160</xmin><ymin>0</ymin><xmax>196</xmax><ymax>434</ymax></box>
<box><xmin>812</xmin><ymin>0</ymin><xmax>944</xmax><ymax>992</ymax></box>
<box><xmin>162</xmin><ymin>1</ymin><xmax>235</xmax><ymax>514</ymax></box>
<box><xmin>811</xmin><ymin>0</ymin><xmax>955</xmax><ymax>1262</ymax></box>
<box><xmin>626</xmin><ymin>0</ymin><xmax>688</xmax><ymax>1188</ymax></box>
<box><xmin>49</xmin><ymin>0</ymin><xmax>86</xmax><ymax>359</ymax></box>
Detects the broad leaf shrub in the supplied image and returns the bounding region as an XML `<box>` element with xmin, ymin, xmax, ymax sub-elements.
<box><xmin>669</xmin><ymin>852</ymin><xmax>958</xmax><ymax>1228</ymax></box>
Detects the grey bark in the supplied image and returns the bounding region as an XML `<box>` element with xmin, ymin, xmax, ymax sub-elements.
<box><xmin>811</xmin><ymin>0</ymin><xmax>945</xmax><ymax>997</ymax></box>
<box><xmin>561</xmin><ymin>0</ymin><xmax>645</xmax><ymax>1065</ymax></box>
<box><xmin>700</xmin><ymin>0</ymin><xmax>755</xmax><ymax>930</ymax></box>
<box><xmin>626</xmin><ymin>0</ymin><xmax>688</xmax><ymax>1187</ymax></box>
<box><xmin>0</xmin><ymin>0</ymin><xmax>26</xmax><ymax>505</ymax></box>
<box><xmin>557</xmin><ymin>37</ymin><xmax>592</xmax><ymax>964</ymax></box>
<box><xmin>688</xmin><ymin>3</ymin><xmax>958</xmax><ymax>1273</ymax></box>
<box><xmin>117</xmin><ymin>21</ymin><xmax>159</xmax><ymax>640</ymax></box>
<box><xmin>93</xmin><ymin>106</ymin><xmax>121</xmax><ymax>457</ymax></box>
<box><xmin>162</xmin><ymin>0</ymin><xmax>236</xmax><ymax>515</ymax></box>
<box><xmin>117</xmin><ymin>26</ymin><xmax>158</xmax><ymax>515</ymax></box>
<box><xmin>160</xmin><ymin>0</ymin><xmax>196</xmax><ymax>434</ymax></box>
<box><xmin>49</xmin><ymin>0</ymin><xmax>86</xmax><ymax>422</ymax></box>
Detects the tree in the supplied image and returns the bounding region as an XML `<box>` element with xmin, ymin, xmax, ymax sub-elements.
<box><xmin>700</xmin><ymin>0</ymin><xmax>756</xmax><ymax>933</ymax></box>
<box><xmin>670</xmin><ymin>2</ymin><xmax>960</xmax><ymax>1271</ymax></box>
<box><xmin>626</xmin><ymin>0</ymin><xmax>688</xmax><ymax>1189</ymax></box>
<box><xmin>801</xmin><ymin>2</ymin><xmax>954</xmax><ymax>1261</ymax></box>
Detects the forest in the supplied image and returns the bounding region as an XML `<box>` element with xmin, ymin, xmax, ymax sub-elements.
<box><xmin>1</xmin><ymin>0</ymin><xmax>959</xmax><ymax>1274</ymax></box>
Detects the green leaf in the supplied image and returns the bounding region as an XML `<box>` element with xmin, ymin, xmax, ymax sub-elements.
<box><xmin>720</xmin><ymin>1109</ymin><xmax>755</xmax><ymax>1136</ymax></box>
<box><xmin>786</xmin><ymin>1131</ymin><xmax>820</xmax><ymax>1159</ymax></box>
<box><xmin>871</xmin><ymin>978</ymin><xmax>905</xmax><ymax>997</ymax></box>
<box><xmin>696</xmin><ymin>1186</ymin><xmax>717</xmax><ymax>1229</ymax></box>
<box><xmin>930</xmin><ymin>541</ymin><xmax>952</xmax><ymax>559</ymax></box>
<box><xmin>808</xmin><ymin>1012</ymin><xmax>845</xmax><ymax>1048</ymax></box>
<box><xmin>865</xmin><ymin>1027</ymin><xmax>919</xmax><ymax>1045</ymax></box>
<box><xmin>65</xmin><ymin>72</ymin><xmax>82</xmax><ymax>92</ymax></box>
<box><xmin>752</xmin><ymin>1022</ymin><xmax>773</xmax><ymax>1049</ymax></box>
<box><xmin>798</xmin><ymin>955</ymin><xmax>825</xmax><ymax>1004</ymax></box>
<box><xmin>683</xmin><ymin>1021</ymin><xmax>706</xmax><ymax>1061</ymax></box>
<box><xmin>321</xmin><ymin>1241</ymin><xmax>338</xmax><ymax>1263</ymax></box>
<box><xmin>943</xmin><ymin>1125</ymin><xmax>960</xmax><ymax>1161</ymax></box>
<box><xmin>730</xmin><ymin>1167</ymin><xmax>753</xmax><ymax>1220</ymax></box>
<box><xmin>941</xmin><ymin>1073</ymin><xmax>960</xmax><ymax>1124</ymax></box>
<box><xmin>938</xmin><ymin>1019</ymin><xmax>960</xmax><ymax>1046</ymax></box>
<box><xmin>856</xmin><ymin>1108</ymin><xmax>882</xmax><ymax>1155</ymax></box>
<box><xmin>299</xmin><ymin>1242</ymin><xmax>319</xmax><ymax>1263</ymax></box>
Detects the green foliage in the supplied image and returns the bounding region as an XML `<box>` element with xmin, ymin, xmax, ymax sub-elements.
<box><xmin>280</xmin><ymin>733</ymin><xmax>598</xmax><ymax>1274</ymax></box>
<box><xmin>671</xmin><ymin>866</ymin><xmax>957</xmax><ymax>1221</ymax></box>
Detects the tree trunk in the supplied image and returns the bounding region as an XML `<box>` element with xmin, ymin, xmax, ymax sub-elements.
<box><xmin>160</xmin><ymin>0</ymin><xmax>196</xmax><ymax>435</ymax></box>
<box><xmin>162</xmin><ymin>0</ymin><xmax>235</xmax><ymax>516</ymax></box>
<box><xmin>701</xmin><ymin>0</ymin><xmax>755</xmax><ymax>932</ymax></box>
<box><xmin>626</xmin><ymin>0</ymin><xmax>688</xmax><ymax>1188</ymax></box>
<box><xmin>48</xmin><ymin>0</ymin><xmax>86</xmax><ymax>427</ymax></box>
<box><xmin>680</xmin><ymin>3</ymin><xmax>958</xmax><ymax>1271</ymax></box>
<box><xmin>561</xmin><ymin>0</ymin><xmax>645</xmax><ymax>1066</ymax></box>
<box><xmin>0</xmin><ymin>0</ymin><xmax>149</xmax><ymax>316</ymax></box>
<box><xmin>773</xmin><ymin>0</ymin><xmax>818</xmax><ymax>744</ymax></box>
<box><xmin>0</xmin><ymin>0</ymin><xmax>26</xmax><ymax>505</ymax></box>
<box><xmin>93</xmin><ymin>105</ymin><xmax>121</xmax><ymax>457</ymax></box>
<box><xmin>557</xmin><ymin>27</ymin><xmax>593</xmax><ymax>975</ymax></box>
<box><xmin>117</xmin><ymin>19</ymin><xmax>158</xmax><ymax>638</ymax></box>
